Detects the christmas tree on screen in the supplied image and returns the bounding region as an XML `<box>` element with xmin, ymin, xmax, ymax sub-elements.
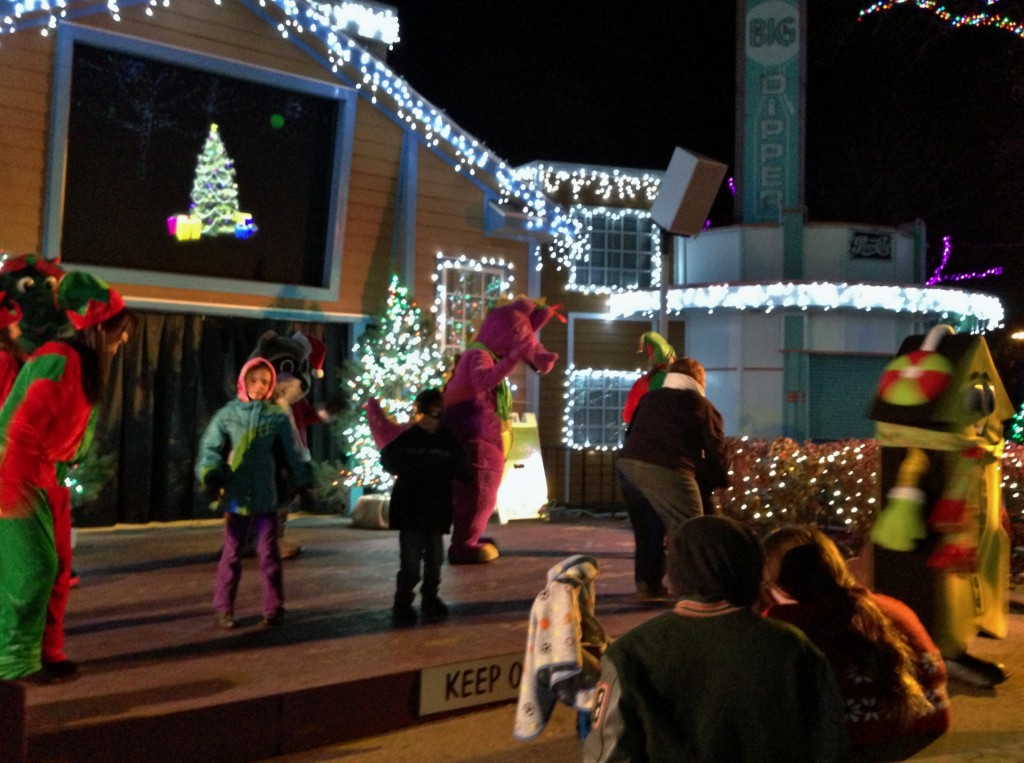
<box><xmin>190</xmin><ymin>123</ymin><xmax>241</xmax><ymax>236</ymax></box>
<box><xmin>334</xmin><ymin>275</ymin><xmax>448</xmax><ymax>489</ymax></box>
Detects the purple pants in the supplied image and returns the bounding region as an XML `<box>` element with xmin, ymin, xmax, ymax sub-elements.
<box><xmin>214</xmin><ymin>513</ymin><xmax>283</xmax><ymax>618</ymax></box>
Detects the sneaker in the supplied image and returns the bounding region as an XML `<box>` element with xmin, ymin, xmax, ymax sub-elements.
<box><xmin>421</xmin><ymin>597</ymin><xmax>449</xmax><ymax>621</ymax></box>
<box><xmin>279</xmin><ymin>541</ymin><xmax>304</xmax><ymax>560</ymax></box>
<box><xmin>262</xmin><ymin>611</ymin><xmax>285</xmax><ymax>628</ymax></box>
<box><xmin>944</xmin><ymin>654</ymin><xmax>1009</xmax><ymax>688</ymax></box>
<box><xmin>392</xmin><ymin>604</ymin><xmax>417</xmax><ymax>628</ymax></box>
<box><xmin>216</xmin><ymin>612</ymin><xmax>236</xmax><ymax>630</ymax></box>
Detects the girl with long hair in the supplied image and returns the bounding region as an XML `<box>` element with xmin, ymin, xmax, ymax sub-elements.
<box><xmin>763</xmin><ymin>525</ymin><xmax>950</xmax><ymax>750</ymax></box>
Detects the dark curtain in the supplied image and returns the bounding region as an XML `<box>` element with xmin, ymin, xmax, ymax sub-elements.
<box><xmin>76</xmin><ymin>311</ymin><xmax>349</xmax><ymax>527</ymax></box>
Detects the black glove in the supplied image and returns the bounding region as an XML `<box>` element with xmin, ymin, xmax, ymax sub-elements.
<box><xmin>324</xmin><ymin>393</ymin><xmax>348</xmax><ymax>416</ymax></box>
<box><xmin>203</xmin><ymin>468</ymin><xmax>226</xmax><ymax>502</ymax></box>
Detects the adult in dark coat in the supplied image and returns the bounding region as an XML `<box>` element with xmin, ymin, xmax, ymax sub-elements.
<box><xmin>616</xmin><ymin>357</ymin><xmax>730</xmax><ymax>599</ymax></box>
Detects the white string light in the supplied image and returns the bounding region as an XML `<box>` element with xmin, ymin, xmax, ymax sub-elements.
<box><xmin>430</xmin><ymin>251</ymin><xmax>513</xmax><ymax>353</ymax></box>
<box><xmin>564</xmin><ymin>205</ymin><xmax>661</xmax><ymax>294</ymax></box>
<box><xmin>562</xmin><ymin>366</ymin><xmax>639</xmax><ymax>450</ymax></box>
<box><xmin>607</xmin><ymin>281</ymin><xmax>1004</xmax><ymax>331</ymax></box>
<box><xmin>0</xmin><ymin>0</ymin><xmax>583</xmax><ymax>261</ymax></box>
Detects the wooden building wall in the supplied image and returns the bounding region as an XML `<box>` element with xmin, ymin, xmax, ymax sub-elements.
<box><xmin>0</xmin><ymin>30</ymin><xmax>51</xmax><ymax>251</ymax></box>
<box><xmin>0</xmin><ymin>0</ymin><xmax>531</xmax><ymax>322</ymax></box>
<box><xmin>536</xmin><ymin>257</ymin><xmax>688</xmax><ymax>507</ymax></box>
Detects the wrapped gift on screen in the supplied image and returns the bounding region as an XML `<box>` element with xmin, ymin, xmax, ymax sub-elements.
<box><xmin>167</xmin><ymin>214</ymin><xmax>202</xmax><ymax>241</ymax></box>
<box><xmin>234</xmin><ymin>211</ymin><xmax>257</xmax><ymax>240</ymax></box>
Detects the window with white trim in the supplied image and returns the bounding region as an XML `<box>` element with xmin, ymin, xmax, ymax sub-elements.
<box><xmin>435</xmin><ymin>256</ymin><xmax>511</xmax><ymax>359</ymax></box>
<box><xmin>568</xmin><ymin>208</ymin><xmax>660</xmax><ymax>293</ymax></box>
<box><xmin>564</xmin><ymin>368</ymin><xmax>638</xmax><ymax>449</ymax></box>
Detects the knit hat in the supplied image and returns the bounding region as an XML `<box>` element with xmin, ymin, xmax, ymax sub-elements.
<box><xmin>0</xmin><ymin>291</ymin><xmax>22</xmax><ymax>330</ymax></box>
<box><xmin>667</xmin><ymin>516</ymin><xmax>764</xmax><ymax>606</ymax></box>
<box><xmin>414</xmin><ymin>388</ymin><xmax>444</xmax><ymax>418</ymax></box>
<box><xmin>57</xmin><ymin>272</ymin><xmax>125</xmax><ymax>330</ymax></box>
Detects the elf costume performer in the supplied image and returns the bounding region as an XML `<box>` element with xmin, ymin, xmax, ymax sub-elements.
<box><xmin>868</xmin><ymin>324</ymin><xmax>1014</xmax><ymax>688</ymax></box>
<box><xmin>0</xmin><ymin>272</ymin><xmax>129</xmax><ymax>682</ymax></box>
<box><xmin>441</xmin><ymin>296</ymin><xmax>562</xmax><ymax>563</ymax></box>
<box><xmin>622</xmin><ymin>331</ymin><xmax>676</xmax><ymax>425</ymax></box>
<box><xmin>0</xmin><ymin>255</ymin><xmax>78</xmax><ymax>666</ymax></box>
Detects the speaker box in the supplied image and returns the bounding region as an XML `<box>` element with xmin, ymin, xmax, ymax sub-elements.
<box><xmin>650</xmin><ymin>147</ymin><xmax>728</xmax><ymax>236</ymax></box>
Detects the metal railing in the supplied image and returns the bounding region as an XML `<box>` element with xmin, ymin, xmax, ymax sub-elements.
<box><xmin>541</xmin><ymin>446</ymin><xmax>626</xmax><ymax>513</ymax></box>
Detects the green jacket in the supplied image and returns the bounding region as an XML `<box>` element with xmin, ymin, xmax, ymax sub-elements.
<box><xmin>583</xmin><ymin>601</ymin><xmax>849</xmax><ymax>762</ymax></box>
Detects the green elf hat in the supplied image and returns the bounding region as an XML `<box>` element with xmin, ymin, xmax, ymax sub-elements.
<box><xmin>56</xmin><ymin>272</ymin><xmax>126</xmax><ymax>330</ymax></box>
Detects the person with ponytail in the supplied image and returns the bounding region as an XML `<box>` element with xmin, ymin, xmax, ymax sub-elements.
<box><xmin>0</xmin><ymin>272</ymin><xmax>133</xmax><ymax>682</ymax></box>
<box><xmin>763</xmin><ymin>525</ymin><xmax>950</xmax><ymax>751</ymax></box>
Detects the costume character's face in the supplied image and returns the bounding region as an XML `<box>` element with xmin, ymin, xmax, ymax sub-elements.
<box><xmin>249</xmin><ymin>330</ymin><xmax>313</xmax><ymax>398</ymax></box>
<box><xmin>474</xmin><ymin>297</ymin><xmax>561</xmax><ymax>374</ymax></box>
<box><xmin>869</xmin><ymin>326</ymin><xmax>1014</xmax><ymax>442</ymax></box>
<box><xmin>0</xmin><ymin>254</ymin><xmax>68</xmax><ymax>351</ymax></box>
<box><xmin>275</xmin><ymin>376</ymin><xmax>304</xmax><ymax>405</ymax></box>
<box><xmin>938</xmin><ymin>360</ymin><xmax>1014</xmax><ymax>442</ymax></box>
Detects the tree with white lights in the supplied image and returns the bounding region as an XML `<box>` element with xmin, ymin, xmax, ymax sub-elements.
<box><xmin>334</xmin><ymin>275</ymin><xmax>448</xmax><ymax>488</ymax></box>
<box><xmin>189</xmin><ymin>123</ymin><xmax>241</xmax><ymax>236</ymax></box>
<box><xmin>1010</xmin><ymin>403</ymin><xmax>1024</xmax><ymax>444</ymax></box>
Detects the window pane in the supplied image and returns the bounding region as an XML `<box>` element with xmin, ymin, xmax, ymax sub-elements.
<box><xmin>568</xmin><ymin>211</ymin><xmax>660</xmax><ymax>293</ymax></box>
<box><xmin>565</xmin><ymin>370</ymin><xmax>637</xmax><ymax>448</ymax></box>
<box><xmin>438</xmin><ymin>259</ymin><xmax>510</xmax><ymax>356</ymax></box>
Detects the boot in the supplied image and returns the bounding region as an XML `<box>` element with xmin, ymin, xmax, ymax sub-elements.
<box><xmin>421</xmin><ymin>595</ymin><xmax>449</xmax><ymax>621</ymax></box>
<box><xmin>392</xmin><ymin>591</ymin><xmax>417</xmax><ymax>627</ymax></box>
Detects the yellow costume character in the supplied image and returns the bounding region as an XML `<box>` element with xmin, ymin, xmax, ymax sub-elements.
<box><xmin>868</xmin><ymin>324</ymin><xmax>1015</xmax><ymax>687</ymax></box>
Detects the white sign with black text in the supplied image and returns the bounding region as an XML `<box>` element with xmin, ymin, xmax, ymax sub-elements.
<box><xmin>419</xmin><ymin>652</ymin><xmax>524</xmax><ymax>715</ymax></box>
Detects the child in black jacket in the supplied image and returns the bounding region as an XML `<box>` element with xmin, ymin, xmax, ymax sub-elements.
<box><xmin>380</xmin><ymin>388</ymin><xmax>470</xmax><ymax>626</ymax></box>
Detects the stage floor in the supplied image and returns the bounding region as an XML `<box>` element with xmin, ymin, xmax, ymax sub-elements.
<box><xmin>8</xmin><ymin>512</ymin><xmax>1024</xmax><ymax>763</ymax></box>
<box><xmin>17</xmin><ymin>512</ymin><xmax>670</xmax><ymax>762</ymax></box>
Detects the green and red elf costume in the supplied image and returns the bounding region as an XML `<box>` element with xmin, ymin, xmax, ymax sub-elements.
<box><xmin>622</xmin><ymin>332</ymin><xmax>676</xmax><ymax>425</ymax></box>
<box><xmin>0</xmin><ymin>273</ymin><xmax>125</xmax><ymax>680</ymax></box>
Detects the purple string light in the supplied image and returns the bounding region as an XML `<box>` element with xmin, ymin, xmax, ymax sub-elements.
<box><xmin>926</xmin><ymin>235</ymin><xmax>1003</xmax><ymax>286</ymax></box>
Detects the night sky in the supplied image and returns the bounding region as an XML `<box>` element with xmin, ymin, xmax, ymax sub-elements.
<box><xmin>386</xmin><ymin>1</ymin><xmax>1024</xmax><ymax>327</ymax></box>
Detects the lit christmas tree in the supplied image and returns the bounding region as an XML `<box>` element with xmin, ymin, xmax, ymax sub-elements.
<box><xmin>189</xmin><ymin>123</ymin><xmax>242</xmax><ymax>236</ymax></box>
<box><xmin>334</xmin><ymin>275</ymin><xmax>448</xmax><ymax>489</ymax></box>
<box><xmin>1010</xmin><ymin>402</ymin><xmax>1024</xmax><ymax>444</ymax></box>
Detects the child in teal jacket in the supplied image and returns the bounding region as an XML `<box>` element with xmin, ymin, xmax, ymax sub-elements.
<box><xmin>196</xmin><ymin>357</ymin><xmax>311</xmax><ymax>629</ymax></box>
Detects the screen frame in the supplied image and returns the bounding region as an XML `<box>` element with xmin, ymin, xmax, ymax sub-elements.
<box><xmin>43</xmin><ymin>22</ymin><xmax>357</xmax><ymax>301</ymax></box>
